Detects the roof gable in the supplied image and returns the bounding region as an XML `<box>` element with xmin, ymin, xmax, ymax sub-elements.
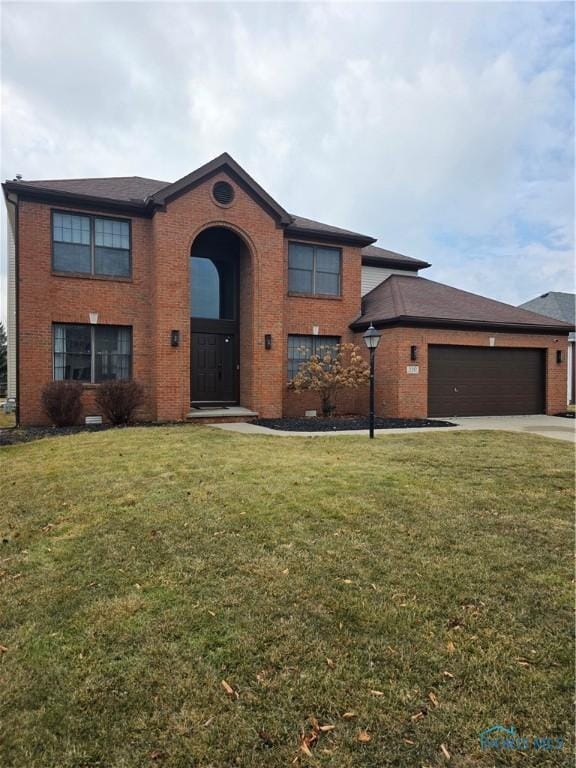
<box><xmin>150</xmin><ymin>152</ymin><xmax>293</xmax><ymax>224</ymax></box>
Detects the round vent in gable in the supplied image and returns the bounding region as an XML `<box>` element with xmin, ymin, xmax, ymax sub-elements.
<box><xmin>212</xmin><ymin>180</ymin><xmax>235</xmax><ymax>205</ymax></box>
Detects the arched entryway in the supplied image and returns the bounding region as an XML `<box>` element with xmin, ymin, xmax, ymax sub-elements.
<box><xmin>189</xmin><ymin>227</ymin><xmax>246</xmax><ymax>406</ymax></box>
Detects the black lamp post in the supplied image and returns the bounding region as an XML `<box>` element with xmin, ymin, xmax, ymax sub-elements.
<box><xmin>363</xmin><ymin>323</ymin><xmax>382</xmax><ymax>438</ymax></box>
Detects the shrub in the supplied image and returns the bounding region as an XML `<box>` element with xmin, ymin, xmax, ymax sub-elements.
<box><xmin>288</xmin><ymin>342</ymin><xmax>370</xmax><ymax>417</ymax></box>
<box><xmin>95</xmin><ymin>380</ymin><xmax>144</xmax><ymax>426</ymax></box>
<box><xmin>41</xmin><ymin>381</ymin><xmax>83</xmax><ymax>427</ymax></box>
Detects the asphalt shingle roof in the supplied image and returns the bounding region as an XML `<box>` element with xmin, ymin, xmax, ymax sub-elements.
<box><xmin>519</xmin><ymin>292</ymin><xmax>575</xmax><ymax>327</ymax></box>
<box><xmin>353</xmin><ymin>275</ymin><xmax>574</xmax><ymax>331</ymax></box>
<box><xmin>9</xmin><ymin>176</ymin><xmax>167</xmax><ymax>202</ymax></box>
<box><xmin>360</xmin><ymin>244</ymin><xmax>430</xmax><ymax>269</ymax></box>
<box><xmin>5</xmin><ymin>175</ymin><xmax>374</xmax><ymax>242</ymax></box>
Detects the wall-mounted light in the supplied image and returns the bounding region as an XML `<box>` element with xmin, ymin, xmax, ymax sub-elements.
<box><xmin>264</xmin><ymin>334</ymin><xmax>272</xmax><ymax>350</ymax></box>
<box><xmin>556</xmin><ymin>350</ymin><xmax>564</xmax><ymax>364</ymax></box>
<box><xmin>171</xmin><ymin>330</ymin><xmax>180</xmax><ymax>347</ymax></box>
<box><xmin>89</xmin><ymin>312</ymin><xmax>98</xmax><ymax>325</ymax></box>
<box><xmin>410</xmin><ymin>345</ymin><xmax>418</xmax><ymax>361</ymax></box>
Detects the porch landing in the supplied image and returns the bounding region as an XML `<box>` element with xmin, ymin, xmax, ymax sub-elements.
<box><xmin>186</xmin><ymin>406</ymin><xmax>258</xmax><ymax>424</ymax></box>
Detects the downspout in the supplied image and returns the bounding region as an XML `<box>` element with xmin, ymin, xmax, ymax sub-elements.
<box><xmin>5</xmin><ymin>192</ymin><xmax>19</xmax><ymax>425</ymax></box>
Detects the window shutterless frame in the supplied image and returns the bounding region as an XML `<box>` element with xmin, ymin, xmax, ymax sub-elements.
<box><xmin>287</xmin><ymin>241</ymin><xmax>342</xmax><ymax>297</ymax></box>
<box><xmin>51</xmin><ymin>209</ymin><xmax>132</xmax><ymax>278</ymax></box>
<box><xmin>287</xmin><ymin>334</ymin><xmax>341</xmax><ymax>380</ymax></box>
<box><xmin>52</xmin><ymin>323</ymin><xmax>133</xmax><ymax>383</ymax></box>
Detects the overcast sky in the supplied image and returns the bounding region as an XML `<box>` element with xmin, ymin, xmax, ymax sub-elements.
<box><xmin>1</xmin><ymin>1</ymin><xmax>574</xmax><ymax>325</ymax></box>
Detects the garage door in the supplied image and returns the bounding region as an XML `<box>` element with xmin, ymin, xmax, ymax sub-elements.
<box><xmin>428</xmin><ymin>345</ymin><xmax>545</xmax><ymax>417</ymax></box>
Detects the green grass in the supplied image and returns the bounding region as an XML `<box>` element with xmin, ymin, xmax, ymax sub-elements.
<box><xmin>0</xmin><ymin>427</ymin><xmax>573</xmax><ymax>767</ymax></box>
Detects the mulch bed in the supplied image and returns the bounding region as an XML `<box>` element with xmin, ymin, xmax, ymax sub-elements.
<box><xmin>252</xmin><ymin>416</ymin><xmax>457</xmax><ymax>432</ymax></box>
<box><xmin>0</xmin><ymin>424</ymin><xmax>113</xmax><ymax>447</ymax></box>
<box><xmin>0</xmin><ymin>416</ymin><xmax>457</xmax><ymax>446</ymax></box>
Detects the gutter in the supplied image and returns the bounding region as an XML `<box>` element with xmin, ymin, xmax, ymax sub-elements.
<box><xmin>349</xmin><ymin>315</ymin><xmax>573</xmax><ymax>335</ymax></box>
<box><xmin>284</xmin><ymin>226</ymin><xmax>376</xmax><ymax>248</ymax></box>
<box><xmin>3</xmin><ymin>191</ymin><xmax>19</xmax><ymax>425</ymax></box>
<box><xmin>1</xmin><ymin>182</ymin><xmax>153</xmax><ymax>217</ymax></box>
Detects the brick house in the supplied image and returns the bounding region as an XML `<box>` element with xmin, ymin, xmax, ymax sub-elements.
<box><xmin>2</xmin><ymin>153</ymin><xmax>570</xmax><ymax>426</ymax></box>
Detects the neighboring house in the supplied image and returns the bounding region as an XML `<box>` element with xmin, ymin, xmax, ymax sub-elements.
<box><xmin>519</xmin><ymin>292</ymin><xmax>575</xmax><ymax>404</ymax></box>
<box><xmin>2</xmin><ymin>153</ymin><xmax>571</xmax><ymax>425</ymax></box>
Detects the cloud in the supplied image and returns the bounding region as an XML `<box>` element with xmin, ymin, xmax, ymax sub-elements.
<box><xmin>0</xmin><ymin>1</ymin><xmax>573</xmax><ymax>326</ymax></box>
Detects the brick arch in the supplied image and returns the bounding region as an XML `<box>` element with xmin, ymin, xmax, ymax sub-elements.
<box><xmin>188</xmin><ymin>222</ymin><xmax>260</xmax><ymax>411</ymax></box>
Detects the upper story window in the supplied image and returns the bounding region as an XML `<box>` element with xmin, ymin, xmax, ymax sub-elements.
<box><xmin>53</xmin><ymin>323</ymin><xmax>132</xmax><ymax>383</ymax></box>
<box><xmin>288</xmin><ymin>242</ymin><xmax>341</xmax><ymax>297</ymax></box>
<box><xmin>52</xmin><ymin>212</ymin><xmax>131</xmax><ymax>277</ymax></box>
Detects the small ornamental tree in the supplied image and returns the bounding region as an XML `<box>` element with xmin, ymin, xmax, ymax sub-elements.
<box><xmin>288</xmin><ymin>342</ymin><xmax>370</xmax><ymax>417</ymax></box>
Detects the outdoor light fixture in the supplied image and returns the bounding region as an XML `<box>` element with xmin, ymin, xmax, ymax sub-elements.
<box><xmin>171</xmin><ymin>330</ymin><xmax>180</xmax><ymax>347</ymax></box>
<box><xmin>363</xmin><ymin>323</ymin><xmax>381</xmax><ymax>439</ymax></box>
<box><xmin>265</xmin><ymin>334</ymin><xmax>272</xmax><ymax>350</ymax></box>
<box><xmin>410</xmin><ymin>345</ymin><xmax>418</xmax><ymax>361</ymax></box>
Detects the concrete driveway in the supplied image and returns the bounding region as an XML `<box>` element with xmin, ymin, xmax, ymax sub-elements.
<box><xmin>212</xmin><ymin>414</ymin><xmax>575</xmax><ymax>442</ymax></box>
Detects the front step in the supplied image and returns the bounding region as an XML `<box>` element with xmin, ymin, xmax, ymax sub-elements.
<box><xmin>186</xmin><ymin>406</ymin><xmax>258</xmax><ymax>425</ymax></box>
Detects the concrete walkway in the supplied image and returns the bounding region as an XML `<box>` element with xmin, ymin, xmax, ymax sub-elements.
<box><xmin>210</xmin><ymin>414</ymin><xmax>576</xmax><ymax>443</ymax></box>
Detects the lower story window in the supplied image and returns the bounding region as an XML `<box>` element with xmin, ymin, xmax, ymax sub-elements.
<box><xmin>54</xmin><ymin>324</ymin><xmax>132</xmax><ymax>383</ymax></box>
<box><xmin>287</xmin><ymin>334</ymin><xmax>340</xmax><ymax>380</ymax></box>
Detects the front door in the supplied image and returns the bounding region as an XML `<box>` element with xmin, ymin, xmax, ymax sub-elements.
<box><xmin>191</xmin><ymin>331</ymin><xmax>237</xmax><ymax>405</ymax></box>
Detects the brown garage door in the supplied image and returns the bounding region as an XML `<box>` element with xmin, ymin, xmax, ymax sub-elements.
<box><xmin>428</xmin><ymin>345</ymin><xmax>545</xmax><ymax>417</ymax></box>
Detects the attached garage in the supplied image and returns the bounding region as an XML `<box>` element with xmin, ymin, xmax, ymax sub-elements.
<box><xmin>428</xmin><ymin>345</ymin><xmax>545</xmax><ymax>417</ymax></box>
<box><xmin>351</xmin><ymin>274</ymin><xmax>571</xmax><ymax>419</ymax></box>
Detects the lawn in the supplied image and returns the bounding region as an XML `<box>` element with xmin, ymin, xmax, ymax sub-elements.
<box><xmin>0</xmin><ymin>427</ymin><xmax>573</xmax><ymax>767</ymax></box>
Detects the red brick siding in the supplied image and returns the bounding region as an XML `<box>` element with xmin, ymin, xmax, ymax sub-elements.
<box><xmin>370</xmin><ymin>327</ymin><xmax>568</xmax><ymax>418</ymax></box>
<box><xmin>281</xmin><ymin>240</ymin><xmax>363</xmax><ymax>417</ymax></box>
<box><xmin>17</xmin><ymin>200</ymin><xmax>154</xmax><ymax>425</ymax></box>
<box><xmin>15</xmin><ymin>177</ymin><xmax>568</xmax><ymax>425</ymax></box>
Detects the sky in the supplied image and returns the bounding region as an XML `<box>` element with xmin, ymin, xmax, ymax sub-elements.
<box><xmin>1</xmin><ymin>1</ymin><xmax>574</xmax><ymax>326</ymax></box>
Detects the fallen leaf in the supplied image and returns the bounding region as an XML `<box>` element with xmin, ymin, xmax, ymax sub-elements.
<box><xmin>319</xmin><ymin>724</ymin><xmax>335</xmax><ymax>732</ymax></box>
<box><xmin>428</xmin><ymin>692</ymin><xmax>439</xmax><ymax>708</ymax></box>
<box><xmin>446</xmin><ymin>640</ymin><xmax>456</xmax><ymax>653</ymax></box>
<box><xmin>149</xmin><ymin>750</ymin><xmax>166</xmax><ymax>760</ymax></box>
<box><xmin>342</xmin><ymin>711</ymin><xmax>356</xmax><ymax>719</ymax></box>
<box><xmin>258</xmin><ymin>730</ymin><xmax>273</xmax><ymax>747</ymax></box>
<box><xmin>207</xmin><ymin>610</ymin><xmax>216</xmax><ymax>617</ymax></box>
<box><xmin>202</xmin><ymin>717</ymin><xmax>214</xmax><ymax>727</ymax></box>
<box><xmin>358</xmin><ymin>729</ymin><xmax>371</xmax><ymax>743</ymax></box>
<box><xmin>0</xmin><ymin>645</ymin><xmax>8</xmax><ymax>653</ymax></box>
<box><xmin>440</xmin><ymin>743</ymin><xmax>451</xmax><ymax>760</ymax></box>
<box><xmin>370</xmin><ymin>689</ymin><xmax>384</xmax><ymax>696</ymax></box>
<box><xmin>403</xmin><ymin>738</ymin><xmax>415</xmax><ymax>745</ymax></box>
<box><xmin>282</xmin><ymin>568</ymin><xmax>289</xmax><ymax>575</ymax></box>
<box><xmin>442</xmin><ymin>670</ymin><xmax>454</xmax><ymax>679</ymax></box>
<box><xmin>300</xmin><ymin>740</ymin><xmax>313</xmax><ymax>757</ymax></box>
<box><xmin>326</xmin><ymin>657</ymin><xmax>335</xmax><ymax>668</ymax></box>
<box><xmin>342</xmin><ymin>579</ymin><xmax>353</xmax><ymax>584</ymax></box>
<box><xmin>221</xmin><ymin>679</ymin><xmax>235</xmax><ymax>696</ymax></box>
<box><xmin>410</xmin><ymin>709</ymin><xmax>427</xmax><ymax>721</ymax></box>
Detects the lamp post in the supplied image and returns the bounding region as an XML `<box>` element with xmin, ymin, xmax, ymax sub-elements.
<box><xmin>363</xmin><ymin>323</ymin><xmax>381</xmax><ymax>439</ymax></box>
